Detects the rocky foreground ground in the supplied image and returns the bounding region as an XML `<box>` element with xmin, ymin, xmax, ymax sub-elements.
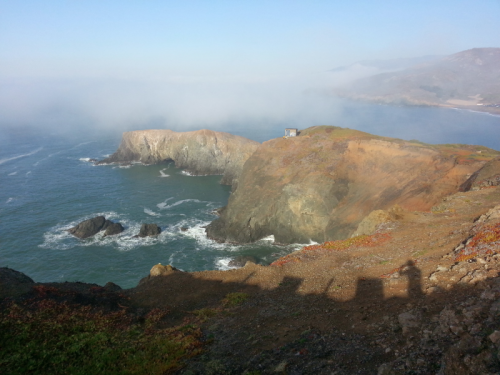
<box><xmin>2</xmin><ymin>185</ymin><xmax>500</xmax><ymax>374</ymax></box>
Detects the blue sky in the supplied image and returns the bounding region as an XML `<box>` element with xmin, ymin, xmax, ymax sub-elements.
<box><xmin>1</xmin><ymin>1</ymin><xmax>499</xmax><ymax>130</ymax></box>
<box><xmin>2</xmin><ymin>0</ymin><xmax>499</xmax><ymax>78</ymax></box>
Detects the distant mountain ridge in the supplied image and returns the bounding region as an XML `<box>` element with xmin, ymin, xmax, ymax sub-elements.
<box><xmin>329</xmin><ymin>55</ymin><xmax>441</xmax><ymax>73</ymax></box>
<box><xmin>335</xmin><ymin>48</ymin><xmax>500</xmax><ymax>112</ymax></box>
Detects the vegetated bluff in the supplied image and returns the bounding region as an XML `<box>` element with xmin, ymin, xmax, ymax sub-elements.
<box><xmin>206</xmin><ymin>126</ymin><xmax>500</xmax><ymax>244</ymax></box>
<box><xmin>99</xmin><ymin>129</ymin><xmax>260</xmax><ymax>186</ymax></box>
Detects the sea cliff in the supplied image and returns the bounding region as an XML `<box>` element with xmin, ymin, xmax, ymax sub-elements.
<box><xmin>206</xmin><ymin>125</ymin><xmax>500</xmax><ymax>244</ymax></box>
<box><xmin>98</xmin><ymin>129</ymin><xmax>260</xmax><ymax>186</ymax></box>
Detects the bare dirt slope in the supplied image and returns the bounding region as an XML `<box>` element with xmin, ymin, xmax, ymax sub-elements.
<box><xmin>126</xmin><ymin>185</ymin><xmax>500</xmax><ymax>374</ymax></box>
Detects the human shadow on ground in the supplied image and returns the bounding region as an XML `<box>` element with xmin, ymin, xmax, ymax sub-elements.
<box><xmin>117</xmin><ymin>258</ymin><xmax>500</xmax><ymax>374</ymax></box>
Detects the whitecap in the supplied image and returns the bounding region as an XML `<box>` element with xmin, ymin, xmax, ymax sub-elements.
<box><xmin>6</xmin><ymin>197</ymin><xmax>14</xmax><ymax>204</ymax></box>
<box><xmin>26</xmin><ymin>171</ymin><xmax>31</xmax><ymax>176</ymax></box>
<box><xmin>0</xmin><ymin>147</ymin><xmax>43</xmax><ymax>165</ymax></box>
<box><xmin>180</xmin><ymin>170</ymin><xmax>194</xmax><ymax>176</ymax></box>
<box><xmin>8</xmin><ymin>171</ymin><xmax>17</xmax><ymax>176</ymax></box>
<box><xmin>144</xmin><ymin>208</ymin><xmax>161</xmax><ymax>217</ymax></box>
<box><xmin>79</xmin><ymin>157</ymin><xmax>91</xmax><ymax>162</ymax></box>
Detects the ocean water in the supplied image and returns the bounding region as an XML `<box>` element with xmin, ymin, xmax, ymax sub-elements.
<box><xmin>1</xmin><ymin>101</ymin><xmax>499</xmax><ymax>288</ymax></box>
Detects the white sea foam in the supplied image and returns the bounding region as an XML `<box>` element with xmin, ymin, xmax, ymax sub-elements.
<box><xmin>6</xmin><ymin>197</ymin><xmax>14</xmax><ymax>204</ymax></box>
<box><xmin>26</xmin><ymin>171</ymin><xmax>31</xmax><ymax>176</ymax></box>
<box><xmin>180</xmin><ymin>170</ymin><xmax>194</xmax><ymax>176</ymax></box>
<box><xmin>157</xmin><ymin>198</ymin><xmax>203</xmax><ymax>210</ymax></box>
<box><xmin>261</xmin><ymin>235</ymin><xmax>275</xmax><ymax>242</ymax></box>
<box><xmin>0</xmin><ymin>147</ymin><xmax>43</xmax><ymax>165</ymax></box>
<box><xmin>79</xmin><ymin>157</ymin><xmax>92</xmax><ymax>162</ymax></box>
<box><xmin>144</xmin><ymin>208</ymin><xmax>161</xmax><ymax>217</ymax></box>
<box><xmin>37</xmin><ymin>211</ymin><xmax>177</xmax><ymax>253</ymax></box>
<box><xmin>159</xmin><ymin>168</ymin><xmax>170</xmax><ymax>177</ymax></box>
<box><xmin>215</xmin><ymin>258</ymin><xmax>239</xmax><ymax>271</ymax></box>
<box><xmin>8</xmin><ymin>171</ymin><xmax>17</xmax><ymax>176</ymax></box>
<box><xmin>156</xmin><ymin>197</ymin><xmax>174</xmax><ymax>209</ymax></box>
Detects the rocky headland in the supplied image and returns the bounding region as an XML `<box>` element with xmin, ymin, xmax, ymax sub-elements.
<box><xmin>98</xmin><ymin>129</ymin><xmax>260</xmax><ymax>186</ymax></box>
<box><xmin>207</xmin><ymin>125</ymin><xmax>500</xmax><ymax>244</ymax></box>
<box><xmin>4</xmin><ymin>127</ymin><xmax>500</xmax><ymax>373</ymax></box>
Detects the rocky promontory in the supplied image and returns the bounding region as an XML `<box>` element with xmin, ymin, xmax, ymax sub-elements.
<box><xmin>207</xmin><ymin>125</ymin><xmax>500</xmax><ymax>244</ymax></box>
<box><xmin>98</xmin><ymin>129</ymin><xmax>260</xmax><ymax>185</ymax></box>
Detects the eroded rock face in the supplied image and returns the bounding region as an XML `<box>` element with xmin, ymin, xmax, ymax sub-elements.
<box><xmin>98</xmin><ymin>129</ymin><xmax>260</xmax><ymax>186</ymax></box>
<box><xmin>207</xmin><ymin>126</ymin><xmax>498</xmax><ymax>244</ymax></box>
<box><xmin>460</xmin><ymin>156</ymin><xmax>500</xmax><ymax>191</ymax></box>
<box><xmin>68</xmin><ymin>216</ymin><xmax>124</xmax><ymax>239</ymax></box>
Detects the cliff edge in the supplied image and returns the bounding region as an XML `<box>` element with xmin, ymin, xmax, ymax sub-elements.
<box><xmin>98</xmin><ymin>129</ymin><xmax>260</xmax><ymax>185</ymax></box>
<box><xmin>206</xmin><ymin>125</ymin><xmax>500</xmax><ymax>244</ymax></box>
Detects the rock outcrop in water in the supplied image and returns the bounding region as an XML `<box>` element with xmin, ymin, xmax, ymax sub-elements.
<box><xmin>206</xmin><ymin>126</ymin><xmax>500</xmax><ymax>244</ymax></box>
<box><xmin>68</xmin><ymin>216</ymin><xmax>124</xmax><ymax>239</ymax></box>
<box><xmin>98</xmin><ymin>129</ymin><xmax>260</xmax><ymax>186</ymax></box>
<box><xmin>137</xmin><ymin>223</ymin><xmax>161</xmax><ymax>237</ymax></box>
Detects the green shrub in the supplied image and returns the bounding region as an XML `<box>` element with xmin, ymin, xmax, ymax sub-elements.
<box><xmin>0</xmin><ymin>299</ymin><xmax>203</xmax><ymax>374</ymax></box>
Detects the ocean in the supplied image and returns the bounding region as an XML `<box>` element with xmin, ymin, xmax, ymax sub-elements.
<box><xmin>1</xmin><ymin>100</ymin><xmax>499</xmax><ymax>288</ymax></box>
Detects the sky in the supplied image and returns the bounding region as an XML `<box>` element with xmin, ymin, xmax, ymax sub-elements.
<box><xmin>1</xmin><ymin>0</ymin><xmax>499</xmax><ymax>132</ymax></box>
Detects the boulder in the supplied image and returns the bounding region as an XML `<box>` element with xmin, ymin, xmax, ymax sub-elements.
<box><xmin>68</xmin><ymin>216</ymin><xmax>107</xmax><ymax>239</ymax></box>
<box><xmin>138</xmin><ymin>223</ymin><xmax>161</xmax><ymax>237</ymax></box>
<box><xmin>228</xmin><ymin>256</ymin><xmax>258</xmax><ymax>268</ymax></box>
<box><xmin>68</xmin><ymin>216</ymin><xmax>124</xmax><ymax>238</ymax></box>
<box><xmin>150</xmin><ymin>264</ymin><xmax>178</xmax><ymax>276</ymax></box>
<box><xmin>103</xmin><ymin>222</ymin><xmax>124</xmax><ymax>236</ymax></box>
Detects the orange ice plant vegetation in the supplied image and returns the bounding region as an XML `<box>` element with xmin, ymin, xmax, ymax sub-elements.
<box><xmin>454</xmin><ymin>222</ymin><xmax>500</xmax><ymax>262</ymax></box>
<box><xmin>271</xmin><ymin>233</ymin><xmax>391</xmax><ymax>267</ymax></box>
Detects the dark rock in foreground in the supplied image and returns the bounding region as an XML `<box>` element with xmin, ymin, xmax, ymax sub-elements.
<box><xmin>138</xmin><ymin>223</ymin><xmax>161</xmax><ymax>237</ymax></box>
<box><xmin>0</xmin><ymin>267</ymin><xmax>34</xmax><ymax>298</ymax></box>
<box><xmin>68</xmin><ymin>216</ymin><xmax>124</xmax><ymax>239</ymax></box>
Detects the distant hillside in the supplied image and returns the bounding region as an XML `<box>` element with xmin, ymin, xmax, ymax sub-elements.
<box><xmin>336</xmin><ymin>48</ymin><xmax>500</xmax><ymax>112</ymax></box>
<box><xmin>329</xmin><ymin>55</ymin><xmax>441</xmax><ymax>73</ymax></box>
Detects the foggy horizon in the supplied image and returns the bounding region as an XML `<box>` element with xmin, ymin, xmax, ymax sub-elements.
<box><xmin>1</xmin><ymin>1</ymin><xmax>499</xmax><ymax>134</ymax></box>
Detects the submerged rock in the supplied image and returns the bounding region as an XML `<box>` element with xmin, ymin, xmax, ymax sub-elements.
<box><xmin>138</xmin><ymin>223</ymin><xmax>161</xmax><ymax>237</ymax></box>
